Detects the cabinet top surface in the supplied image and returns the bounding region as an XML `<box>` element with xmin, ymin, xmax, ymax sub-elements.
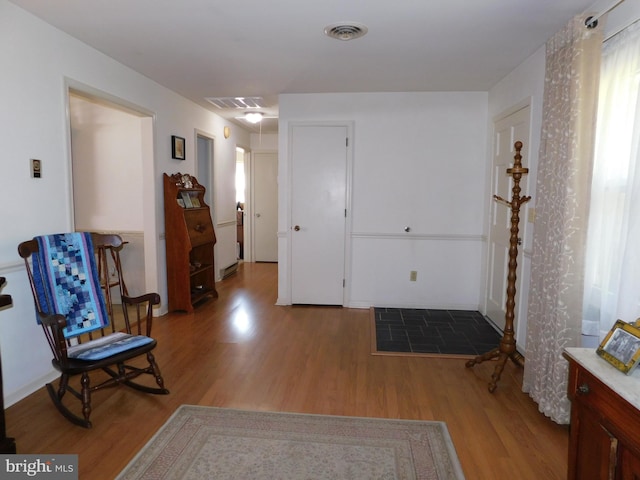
<box><xmin>565</xmin><ymin>347</ymin><xmax>640</xmax><ymax>410</ymax></box>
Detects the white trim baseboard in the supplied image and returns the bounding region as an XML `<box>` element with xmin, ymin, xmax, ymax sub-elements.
<box><xmin>5</xmin><ymin>370</ymin><xmax>59</xmax><ymax>408</ymax></box>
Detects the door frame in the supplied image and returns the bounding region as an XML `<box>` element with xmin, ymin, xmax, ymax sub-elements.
<box><xmin>195</xmin><ymin>130</ymin><xmax>215</xmax><ymax>211</ymax></box>
<box><xmin>251</xmin><ymin>151</ymin><xmax>278</xmax><ymax>262</ymax></box>
<box><xmin>65</xmin><ymin>80</ymin><xmax>158</xmax><ymax>301</ymax></box>
<box><xmin>286</xmin><ymin>121</ymin><xmax>354</xmax><ymax>306</ymax></box>
<box><xmin>241</xmin><ymin>147</ymin><xmax>252</xmax><ymax>262</ymax></box>
<box><xmin>484</xmin><ymin>101</ymin><xmax>532</xmax><ymax>350</ymax></box>
<box><xmin>195</xmin><ymin>130</ymin><xmax>217</xmax><ymax>276</ymax></box>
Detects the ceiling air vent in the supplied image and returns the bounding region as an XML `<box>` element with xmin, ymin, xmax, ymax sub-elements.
<box><xmin>324</xmin><ymin>22</ymin><xmax>368</xmax><ymax>41</ymax></box>
<box><xmin>205</xmin><ymin>96</ymin><xmax>264</xmax><ymax>109</ymax></box>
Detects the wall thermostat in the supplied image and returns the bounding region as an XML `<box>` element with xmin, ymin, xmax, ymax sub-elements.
<box><xmin>31</xmin><ymin>158</ymin><xmax>42</xmax><ymax>178</ymax></box>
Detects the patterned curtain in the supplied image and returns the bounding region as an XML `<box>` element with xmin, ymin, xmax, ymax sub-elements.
<box><xmin>522</xmin><ymin>15</ymin><xmax>603</xmax><ymax>425</ymax></box>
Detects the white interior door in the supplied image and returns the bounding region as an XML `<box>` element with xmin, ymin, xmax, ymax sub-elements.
<box><xmin>253</xmin><ymin>152</ymin><xmax>278</xmax><ymax>262</ymax></box>
<box><xmin>485</xmin><ymin>106</ymin><xmax>530</xmax><ymax>330</ymax></box>
<box><xmin>290</xmin><ymin>125</ymin><xmax>348</xmax><ymax>305</ymax></box>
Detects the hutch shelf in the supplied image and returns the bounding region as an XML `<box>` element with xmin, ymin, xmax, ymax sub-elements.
<box><xmin>163</xmin><ymin>173</ymin><xmax>218</xmax><ymax>312</ymax></box>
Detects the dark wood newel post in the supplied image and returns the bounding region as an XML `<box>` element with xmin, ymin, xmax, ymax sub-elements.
<box><xmin>0</xmin><ymin>277</ymin><xmax>17</xmax><ymax>453</ymax></box>
<box><xmin>466</xmin><ymin>141</ymin><xmax>530</xmax><ymax>392</ymax></box>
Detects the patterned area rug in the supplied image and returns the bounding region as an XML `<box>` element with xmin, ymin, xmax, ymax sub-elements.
<box><xmin>116</xmin><ymin>405</ymin><xmax>465</xmax><ymax>480</ymax></box>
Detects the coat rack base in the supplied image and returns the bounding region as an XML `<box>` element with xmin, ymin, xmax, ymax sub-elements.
<box><xmin>466</xmin><ymin>344</ymin><xmax>525</xmax><ymax>392</ymax></box>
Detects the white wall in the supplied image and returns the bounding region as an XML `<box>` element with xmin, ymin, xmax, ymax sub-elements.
<box><xmin>250</xmin><ymin>133</ymin><xmax>278</xmax><ymax>151</ymax></box>
<box><xmin>70</xmin><ymin>94</ymin><xmax>145</xmax><ymax>232</ymax></box>
<box><xmin>278</xmin><ymin>92</ymin><xmax>488</xmax><ymax>309</ymax></box>
<box><xmin>0</xmin><ymin>0</ymin><xmax>249</xmax><ymax>405</ymax></box>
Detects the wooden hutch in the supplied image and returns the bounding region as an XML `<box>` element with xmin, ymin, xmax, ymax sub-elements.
<box><xmin>163</xmin><ymin>173</ymin><xmax>217</xmax><ymax>312</ymax></box>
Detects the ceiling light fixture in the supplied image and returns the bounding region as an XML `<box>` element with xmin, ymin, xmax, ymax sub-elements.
<box><xmin>244</xmin><ymin>112</ymin><xmax>264</xmax><ymax>124</ymax></box>
<box><xmin>324</xmin><ymin>22</ymin><xmax>368</xmax><ymax>41</ymax></box>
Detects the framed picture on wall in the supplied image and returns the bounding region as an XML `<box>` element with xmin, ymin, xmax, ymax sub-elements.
<box><xmin>597</xmin><ymin>320</ymin><xmax>640</xmax><ymax>374</ymax></box>
<box><xmin>171</xmin><ymin>135</ymin><xmax>185</xmax><ymax>160</ymax></box>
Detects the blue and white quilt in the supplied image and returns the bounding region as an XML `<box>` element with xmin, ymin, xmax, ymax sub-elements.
<box><xmin>32</xmin><ymin>232</ymin><xmax>109</xmax><ymax>339</ymax></box>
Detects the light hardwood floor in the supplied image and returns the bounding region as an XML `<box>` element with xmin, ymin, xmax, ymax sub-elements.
<box><xmin>6</xmin><ymin>262</ymin><xmax>568</xmax><ymax>479</ymax></box>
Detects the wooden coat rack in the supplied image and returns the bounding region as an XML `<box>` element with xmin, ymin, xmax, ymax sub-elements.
<box><xmin>466</xmin><ymin>141</ymin><xmax>530</xmax><ymax>392</ymax></box>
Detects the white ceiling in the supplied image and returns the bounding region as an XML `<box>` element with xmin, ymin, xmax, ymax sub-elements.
<box><xmin>10</xmin><ymin>0</ymin><xmax>599</xmax><ymax>133</ymax></box>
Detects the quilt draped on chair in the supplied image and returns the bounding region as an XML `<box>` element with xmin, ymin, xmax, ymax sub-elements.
<box><xmin>32</xmin><ymin>232</ymin><xmax>109</xmax><ymax>338</ymax></box>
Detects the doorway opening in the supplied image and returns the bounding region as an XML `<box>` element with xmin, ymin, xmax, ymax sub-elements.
<box><xmin>68</xmin><ymin>90</ymin><xmax>155</xmax><ymax>305</ymax></box>
<box><xmin>196</xmin><ymin>133</ymin><xmax>214</xmax><ymax>210</ymax></box>
<box><xmin>236</xmin><ymin>147</ymin><xmax>246</xmax><ymax>260</ymax></box>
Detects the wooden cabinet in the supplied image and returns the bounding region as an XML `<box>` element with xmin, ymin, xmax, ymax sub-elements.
<box><xmin>565</xmin><ymin>348</ymin><xmax>640</xmax><ymax>480</ymax></box>
<box><xmin>163</xmin><ymin>173</ymin><xmax>217</xmax><ymax>312</ymax></box>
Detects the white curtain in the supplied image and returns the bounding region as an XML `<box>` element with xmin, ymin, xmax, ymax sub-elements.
<box><xmin>523</xmin><ymin>15</ymin><xmax>603</xmax><ymax>425</ymax></box>
<box><xmin>583</xmin><ymin>21</ymin><xmax>640</xmax><ymax>343</ymax></box>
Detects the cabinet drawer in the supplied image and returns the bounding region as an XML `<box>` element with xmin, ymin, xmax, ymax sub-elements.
<box><xmin>572</xmin><ymin>365</ymin><xmax>640</xmax><ymax>454</ymax></box>
<box><xmin>185</xmin><ymin>209</ymin><xmax>214</xmax><ymax>246</ymax></box>
<box><xmin>573</xmin><ymin>367</ymin><xmax>611</xmax><ymax>410</ymax></box>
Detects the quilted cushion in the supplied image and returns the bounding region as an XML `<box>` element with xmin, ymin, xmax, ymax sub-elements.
<box><xmin>67</xmin><ymin>332</ymin><xmax>153</xmax><ymax>361</ymax></box>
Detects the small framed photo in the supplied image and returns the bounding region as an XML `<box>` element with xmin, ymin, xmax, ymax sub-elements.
<box><xmin>597</xmin><ymin>320</ymin><xmax>640</xmax><ymax>374</ymax></box>
<box><xmin>171</xmin><ymin>135</ymin><xmax>185</xmax><ymax>160</ymax></box>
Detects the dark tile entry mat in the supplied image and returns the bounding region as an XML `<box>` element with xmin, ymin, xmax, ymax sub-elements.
<box><xmin>371</xmin><ymin>307</ymin><xmax>502</xmax><ymax>358</ymax></box>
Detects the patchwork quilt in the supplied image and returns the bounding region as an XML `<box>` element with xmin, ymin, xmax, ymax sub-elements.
<box><xmin>32</xmin><ymin>232</ymin><xmax>109</xmax><ymax>338</ymax></box>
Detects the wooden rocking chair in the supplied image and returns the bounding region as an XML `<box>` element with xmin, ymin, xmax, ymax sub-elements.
<box><xmin>18</xmin><ymin>232</ymin><xmax>169</xmax><ymax>428</ymax></box>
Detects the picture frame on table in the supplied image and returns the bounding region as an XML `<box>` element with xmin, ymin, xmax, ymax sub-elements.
<box><xmin>596</xmin><ymin>320</ymin><xmax>640</xmax><ymax>374</ymax></box>
<box><xmin>171</xmin><ymin>136</ymin><xmax>185</xmax><ymax>160</ymax></box>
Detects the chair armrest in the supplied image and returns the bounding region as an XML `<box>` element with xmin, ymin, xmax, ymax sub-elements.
<box><xmin>121</xmin><ymin>292</ymin><xmax>161</xmax><ymax>307</ymax></box>
<box><xmin>121</xmin><ymin>293</ymin><xmax>161</xmax><ymax>336</ymax></box>
<box><xmin>37</xmin><ymin>310</ymin><xmax>67</xmax><ymax>330</ymax></box>
<box><xmin>36</xmin><ymin>311</ymin><xmax>70</xmax><ymax>363</ymax></box>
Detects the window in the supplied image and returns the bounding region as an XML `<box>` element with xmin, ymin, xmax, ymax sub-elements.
<box><xmin>583</xmin><ymin>21</ymin><xmax>640</xmax><ymax>343</ymax></box>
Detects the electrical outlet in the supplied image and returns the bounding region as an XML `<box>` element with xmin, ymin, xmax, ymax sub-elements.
<box><xmin>410</xmin><ymin>271</ymin><xmax>417</xmax><ymax>282</ymax></box>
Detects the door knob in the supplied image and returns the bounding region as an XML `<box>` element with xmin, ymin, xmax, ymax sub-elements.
<box><xmin>294</xmin><ymin>225</ymin><xmax>300</xmax><ymax>231</ymax></box>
